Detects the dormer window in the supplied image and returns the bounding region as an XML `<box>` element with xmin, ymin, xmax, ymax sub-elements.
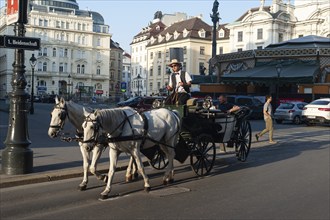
<box><xmin>174</xmin><ymin>31</ymin><xmax>179</xmax><ymax>39</ymax></box>
<box><xmin>219</xmin><ymin>29</ymin><xmax>224</xmax><ymax>38</ymax></box>
<box><xmin>166</xmin><ymin>33</ymin><xmax>171</xmax><ymax>41</ymax></box>
<box><xmin>156</xmin><ymin>25</ymin><xmax>160</xmax><ymax>31</ymax></box>
<box><xmin>183</xmin><ymin>29</ymin><xmax>189</xmax><ymax>38</ymax></box>
<box><xmin>198</xmin><ymin>29</ymin><xmax>206</xmax><ymax>38</ymax></box>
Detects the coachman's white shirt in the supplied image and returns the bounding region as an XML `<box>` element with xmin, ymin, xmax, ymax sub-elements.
<box><xmin>168</xmin><ymin>71</ymin><xmax>192</xmax><ymax>93</ymax></box>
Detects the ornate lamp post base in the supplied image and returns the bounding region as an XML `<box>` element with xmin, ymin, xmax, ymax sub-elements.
<box><xmin>2</xmin><ymin>148</ymin><xmax>33</xmax><ymax>174</ymax></box>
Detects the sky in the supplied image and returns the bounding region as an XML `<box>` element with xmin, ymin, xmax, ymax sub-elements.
<box><xmin>0</xmin><ymin>0</ymin><xmax>275</xmax><ymax>52</ymax></box>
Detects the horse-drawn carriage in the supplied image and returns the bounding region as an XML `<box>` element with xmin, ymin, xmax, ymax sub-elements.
<box><xmin>49</xmin><ymin>96</ymin><xmax>251</xmax><ymax>199</ymax></box>
<box><xmin>144</xmin><ymin>97</ymin><xmax>252</xmax><ymax>176</ymax></box>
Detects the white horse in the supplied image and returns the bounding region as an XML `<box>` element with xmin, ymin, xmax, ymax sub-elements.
<box><xmin>81</xmin><ymin>107</ymin><xmax>181</xmax><ymax>199</ymax></box>
<box><xmin>48</xmin><ymin>97</ymin><xmax>110</xmax><ymax>190</ymax></box>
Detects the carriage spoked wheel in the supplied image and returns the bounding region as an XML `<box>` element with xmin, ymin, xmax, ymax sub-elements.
<box><xmin>149</xmin><ymin>146</ymin><xmax>169</xmax><ymax>170</ymax></box>
<box><xmin>190</xmin><ymin>134</ymin><xmax>216</xmax><ymax>176</ymax></box>
<box><xmin>235</xmin><ymin>120</ymin><xmax>252</xmax><ymax>162</ymax></box>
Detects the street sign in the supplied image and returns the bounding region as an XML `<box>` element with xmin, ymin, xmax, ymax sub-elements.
<box><xmin>1</xmin><ymin>35</ymin><xmax>40</xmax><ymax>50</ymax></box>
<box><xmin>6</xmin><ymin>0</ymin><xmax>19</xmax><ymax>25</ymax></box>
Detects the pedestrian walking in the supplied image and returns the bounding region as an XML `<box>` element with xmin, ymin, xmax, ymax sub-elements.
<box><xmin>255</xmin><ymin>95</ymin><xmax>277</xmax><ymax>144</ymax></box>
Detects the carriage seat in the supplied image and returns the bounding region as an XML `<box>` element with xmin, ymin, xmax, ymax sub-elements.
<box><xmin>186</xmin><ymin>98</ymin><xmax>202</xmax><ymax>114</ymax></box>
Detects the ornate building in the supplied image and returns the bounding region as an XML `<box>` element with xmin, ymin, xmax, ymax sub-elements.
<box><xmin>0</xmin><ymin>0</ymin><xmax>112</xmax><ymax>99</ymax></box>
<box><xmin>109</xmin><ymin>39</ymin><xmax>123</xmax><ymax>99</ymax></box>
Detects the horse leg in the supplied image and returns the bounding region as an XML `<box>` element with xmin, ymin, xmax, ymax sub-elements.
<box><xmin>131</xmin><ymin>148</ymin><xmax>151</xmax><ymax>192</ymax></box>
<box><xmin>125</xmin><ymin>156</ymin><xmax>139</xmax><ymax>182</ymax></box>
<box><xmin>100</xmin><ymin>146</ymin><xmax>119</xmax><ymax>200</ymax></box>
<box><xmin>125</xmin><ymin>156</ymin><xmax>134</xmax><ymax>182</ymax></box>
<box><xmin>160</xmin><ymin>145</ymin><xmax>175</xmax><ymax>185</ymax></box>
<box><xmin>90</xmin><ymin>145</ymin><xmax>108</xmax><ymax>183</ymax></box>
<box><xmin>79</xmin><ymin>143</ymin><xmax>90</xmax><ymax>191</ymax></box>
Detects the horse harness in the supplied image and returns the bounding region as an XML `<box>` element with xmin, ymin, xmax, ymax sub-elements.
<box><xmin>50</xmin><ymin>103</ymin><xmax>68</xmax><ymax>130</ymax></box>
<box><xmin>81</xmin><ymin>110</ymin><xmax>180</xmax><ymax>151</ymax></box>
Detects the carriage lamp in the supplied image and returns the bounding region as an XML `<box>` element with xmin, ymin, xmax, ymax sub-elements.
<box><xmin>29</xmin><ymin>54</ymin><xmax>37</xmax><ymax>114</ymax></box>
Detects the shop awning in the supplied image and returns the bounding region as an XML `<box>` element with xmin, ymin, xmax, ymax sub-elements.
<box><xmin>221</xmin><ymin>60</ymin><xmax>319</xmax><ymax>84</ymax></box>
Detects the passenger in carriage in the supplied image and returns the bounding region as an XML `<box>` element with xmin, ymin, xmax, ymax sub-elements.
<box><xmin>166</xmin><ymin>59</ymin><xmax>192</xmax><ymax>105</ymax></box>
<box><xmin>217</xmin><ymin>94</ymin><xmax>240</xmax><ymax>113</ymax></box>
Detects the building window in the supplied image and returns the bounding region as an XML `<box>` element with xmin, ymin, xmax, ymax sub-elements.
<box><xmin>59</xmin><ymin>63</ymin><xmax>64</xmax><ymax>72</ymax></box>
<box><xmin>43</xmin><ymin>62</ymin><xmax>47</xmax><ymax>71</ymax></box>
<box><xmin>97</xmin><ymin>66</ymin><xmax>101</xmax><ymax>75</ymax></box>
<box><xmin>64</xmin><ymin>49</ymin><xmax>68</xmax><ymax>57</ymax></box>
<box><xmin>183</xmin><ymin>46</ymin><xmax>187</xmax><ymax>55</ymax></box>
<box><xmin>158</xmin><ymin>51</ymin><xmax>161</xmax><ymax>59</ymax></box>
<box><xmin>238</xmin><ymin>31</ymin><xmax>243</xmax><ymax>42</ymax></box>
<box><xmin>38</xmin><ymin>49</ymin><xmax>42</xmax><ymax>56</ymax></box>
<box><xmin>44</xmin><ymin>20</ymin><xmax>48</xmax><ymax>27</ymax></box>
<box><xmin>257</xmin><ymin>28</ymin><xmax>263</xmax><ymax>40</ymax></box>
<box><xmin>81</xmin><ymin>65</ymin><xmax>85</xmax><ymax>74</ymax></box>
<box><xmin>219</xmin><ymin>47</ymin><xmax>223</xmax><ymax>54</ymax></box>
<box><xmin>37</xmin><ymin>61</ymin><xmax>42</xmax><ymax>71</ymax></box>
<box><xmin>158</xmin><ymin>65</ymin><xmax>161</xmax><ymax>75</ymax></box>
<box><xmin>52</xmin><ymin>62</ymin><xmax>56</xmax><ymax>72</ymax></box>
<box><xmin>39</xmin><ymin>19</ymin><xmax>43</xmax><ymax>26</ymax></box>
<box><xmin>149</xmin><ymin>82</ymin><xmax>153</xmax><ymax>91</ymax></box>
<box><xmin>43</xmin><ymin>47</ymin><xmax>47</xmax><ymax>56</ymax></box>
<box><xmin>56</xmin><ymin>21</ymin><xmax>60</xmax><ymax>28</ymax></box>
<box><xmin>53</xmin><ymin>48</ymin><xmax>56</xmax><ymax>57</ymax></box>
<box><xmin>77</xmin><ymin>64</ymin><xmax>81</xmax><ymax>74</ymax></box>
<box><xmin>200</xmin><ymin>46</ymin><xmax>205</xmax><ymax>55</ymax></box>
<box><xmin>97</xmin><ymin>37</ymin><xmax>101</xmax><ymax>46</ymax></box>
<box><xmin>150</xmin><ymin>52</ymin><xmax>153</xmax><ymax>59</ymax></box>
<box><xmin>166</xmin><ymin>50</ymin><xmax>169</xmax><ymax>58</ymax></box>
<box><xmin>237</xmin><ymin>48</ymin><xmax>243</xmax><ymax>52</ymax></box>
<box><xmin>279</xmin><ymin>33</ymin><xmax>283</xmax><ymax>42</ymax></box>
<box><xmin>257</xmin><ymin>46</ymin><xmax>263</xmax><ymax>50</ymax></box>
<box><xmin>150</xmin><ymin>67</ymin><xmax>153</xmax><ymax>76</ymax></box>
<box><xmin>66</xmin><ymin>22</ymin><xmax>69</xmax><ymax>29</ymax></box>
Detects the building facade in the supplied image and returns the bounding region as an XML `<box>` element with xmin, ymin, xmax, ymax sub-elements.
<box><xmin>122</xmin><ymin>52</ymin><xmax>131</xmax><ymax>98</ymax></box>
<box><xmin>0</xmin><ymin>0</ymin><xmax>112</xmax><ymax>99</ymax></box>
<box><xmin>109</xmin><ymin>40</ymin><xmax>123</xmax><ymax>99</ymax></box>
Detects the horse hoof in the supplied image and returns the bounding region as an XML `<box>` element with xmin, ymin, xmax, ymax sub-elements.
<box><xmin>99</xmin><ymin>194</ymin><xmax>108</xmax><ymax>200</ymax></box>
<box><xmin>144</xmin><ymin>187</ymin><xmax>151</xmax><ymax>193</ymax></box>
<box><xmin>163</xmin><ymin>179</ymin><xmax>174</xmax><ymax>185</ymax></box>
<box><xmin>163</xmin><ymin>180</ymin><xmax>168</xmax><ymax>185</ymax></box>
<box><xmin>168</xmin><ymin>179</ymin><xmax>174</xmax><ymax>184</ymax></box>
<box><xmin>126</xmin><ymin>175</ymin><xmax>133</xmax><ymax>183</ymax></box>
<box><xmin>78</xmin><ymin>185</ymin><xmax>87</xmax><ymax>191</ymax></box>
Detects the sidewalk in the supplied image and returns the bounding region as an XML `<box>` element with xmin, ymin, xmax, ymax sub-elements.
<box><xmin>0</xmin><ymin>144</ymin><xmax>148</xmax><ymax>188</ymax></box>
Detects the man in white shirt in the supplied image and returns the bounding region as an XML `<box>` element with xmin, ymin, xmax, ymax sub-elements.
<box><xmin>166</xmin><ymin>59</ymin><xmax>192</xmax><ymax>105</ymax></box>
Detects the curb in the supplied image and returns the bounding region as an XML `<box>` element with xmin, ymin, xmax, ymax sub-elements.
<box><xmin>0</xmin><ymin>161</ymin><xmax>150</xmax><ymax>189</ymax></box>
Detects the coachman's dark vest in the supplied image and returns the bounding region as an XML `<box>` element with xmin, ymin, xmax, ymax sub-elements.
<box><xmin>171</xmin><ymin>71</ymin><xmax>190</xmax><ymax>93</ymax></box>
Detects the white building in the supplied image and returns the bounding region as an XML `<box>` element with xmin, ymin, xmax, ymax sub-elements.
<box><xmin>225</xmin><ymin>0</ymin><xmax>330</xmax><ymax>53</ymax></box>
<box><xmin>0</xmin><ymin>0</ymin><xmax>111</xmax><ymax>99</ymax></box>
<box><xmin>122</xmin><ymin>52</ymin><xmax>131</xmax><ymax>98</ymax></box>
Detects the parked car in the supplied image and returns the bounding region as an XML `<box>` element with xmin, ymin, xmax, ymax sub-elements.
<box><xmin>117</xmin><ymin>96</ymin><xmax>165</xmax><ymax>111</ymax></box>
<box><xmin>274</xmin><ymin>102</ymin><xmax>308</xmax><ymax>124</ymax></box>
<box><xmin>301</xmin><ymin>98</ymin><xmax>330</xmax><ymax>125</ymax></box>
<box><xmin>226</xmin><ymin>95</ymin><xmax>264</xmax><ymax>119</ymax></box>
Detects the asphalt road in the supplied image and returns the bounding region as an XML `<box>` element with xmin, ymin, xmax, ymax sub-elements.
<box><xmin>0</xmin><ymin>105</ymin><xmax>329</xmax><ymax>219</ymax></box>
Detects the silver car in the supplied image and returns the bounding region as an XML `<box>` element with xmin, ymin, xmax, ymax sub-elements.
<box><xmin>274</xmin><ymin>102</ymin><xmax>308</xmax><ymax>124</ymax></box>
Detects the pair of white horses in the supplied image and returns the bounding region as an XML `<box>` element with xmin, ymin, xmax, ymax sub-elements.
<box><xmin>48</xmin><ymin>97</ymin><xmax>181</xmax><ymax>199</ymax></box>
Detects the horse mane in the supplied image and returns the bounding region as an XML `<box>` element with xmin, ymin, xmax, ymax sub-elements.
<box><xmin>95</xmin><ymin>108</ymin><xmax>128</xmax><ymax>135</ymax></box>
<box><xmin>66</xmin><ymin>100</ymin><xmax>93</xmax><ymax>132</ymax></box>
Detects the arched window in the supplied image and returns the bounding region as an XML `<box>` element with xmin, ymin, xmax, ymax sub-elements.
<box><xmin>81</xmin><ymin>65</ymin><xmax>85</xmax><ymax>74</ymax></box>
<box><xmin>96</xmin><ymin>66</ymin><xmax>101</xmax><ymax>75</ymax></box>
<box><xmin>43</xmin><ymin>62</ymin><xmax>47</xmax><ymax>71</ymax></box>
<box><xmin>52</xmin><ymin>62</ymin><xmax>56</xmax><ymax>72</ymax></box>
<box><xmin>37</xmin><ymin>61</ymin><xmax>42</xmax><ymax>71</ymax></box>
<box><xmin>77</xmin><ymin>64</ymin><xmax>81</xmax><ymax>74</ymax></box>
<box><xmin>53</xmin><ymin>48</ymin><xmax>56</xmax><ymax>57</ymax></box>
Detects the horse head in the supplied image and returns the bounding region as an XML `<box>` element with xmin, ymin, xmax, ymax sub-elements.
<box><xmin>81</xmin><ymin>108</ymin><xmax>103</xmax><ymax>151</ymax></box>
<box><xmin>48</xmin><ymin>96</ymin><xmax>67</xmax><ymax>138</ymax></box>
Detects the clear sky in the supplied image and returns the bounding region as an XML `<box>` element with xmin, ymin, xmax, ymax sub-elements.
<box><xmin>0</xmin><ymin>0</ymin><xmax>275</xmax><ymax>52</ymax></box>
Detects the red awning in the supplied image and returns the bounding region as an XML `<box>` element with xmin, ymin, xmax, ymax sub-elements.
<box><xmin>95</xmin><ymin>90</ymin><xmax>103</xmax><ymax>94</ymax></box>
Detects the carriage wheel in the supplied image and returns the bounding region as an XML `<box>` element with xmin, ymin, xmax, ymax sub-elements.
<box><xmin>190</xmin><ymin>134</ymin><xmax>216</xmax><ymax>176</ymax></box>
<box><xmin>235</xmin><ymin>120</ymin><xmax>252</xmax><ymax>162</ymax></box>
<box><xmin>149</xmin><ymin>147</ymin><xmax>169</xmax><ymax>170</ymax></box>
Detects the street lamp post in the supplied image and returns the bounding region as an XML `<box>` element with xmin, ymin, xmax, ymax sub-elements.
<box><xmin>68</xmin><ymin>74</ymin><xmax>71</xmax><ymax>99</ymax></box>
<box><xmin>2</xmin><ymin>0</ymin><xmax>34</xmax><ymax>174</ymax></box>
<box><xmin>209</xmin><ymin>0</ymin><xmax>220</xmax><ymax>75</ymax></box>
<box><xmin>136</xmin><ymin>74</ymin><xmax>142</xmax><ymax>96</ymax></box>
<box><xmin>276</xmin><ymin>63</ymin><xmax>282</xmax><ymax>107</ymax></box>
<box><xmin>29</xmin><ymin>54</ymin><xmax>37</xmax><ymax>114</ymax></box>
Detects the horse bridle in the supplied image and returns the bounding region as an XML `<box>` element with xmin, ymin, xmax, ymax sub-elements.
<box><xmin>82</xmin><ymin>114</ymin><xmax>103</xmax><ymax>144</ymax></box>
<box><xmin>50</xmin><ymin>103</ymin><xmax>68</xmax><ymax>131</ymax></box>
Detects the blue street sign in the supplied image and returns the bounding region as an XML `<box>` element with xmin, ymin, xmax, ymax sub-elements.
<box><xmin>121</xmin><ymin>82</ymin><xmax>127</xmax><ymax>92</ymax></box>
